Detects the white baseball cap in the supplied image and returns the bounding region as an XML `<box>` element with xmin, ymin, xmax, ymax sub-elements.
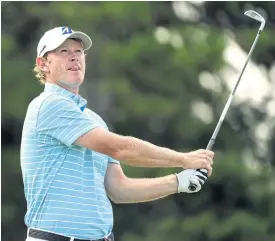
<box><xmin>37</xmin><ymin>26</ymin><xmax>92</xmax><ymax>57</ymax></box>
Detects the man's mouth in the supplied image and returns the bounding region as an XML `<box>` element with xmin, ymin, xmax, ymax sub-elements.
<box><xmin>68</xmin><ymin>66</ymin><xmax>80</xmax><ymax>71</ymax></box>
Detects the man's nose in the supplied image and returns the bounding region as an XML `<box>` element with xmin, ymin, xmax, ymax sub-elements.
<box><xmin>70</xmin><ymin>53</ymin><xmax>79</xmax><ymax>62</ymax></box>
<box><xmin>70</xmin><ymin>57</ymin><xmax>79</xmax><ymax>62</ymax></box>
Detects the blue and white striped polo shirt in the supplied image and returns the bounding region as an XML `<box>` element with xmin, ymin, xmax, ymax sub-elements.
<box><xmin>20</xmin><ymin>83</ymin><xmax>120</xmax><ymax>240</ymax></box>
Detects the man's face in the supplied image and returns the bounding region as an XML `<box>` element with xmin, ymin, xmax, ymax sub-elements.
<box><xmin>45</xmin><ymin>38</ymin><xmax>86</xmax><ymax>89</ymax></box>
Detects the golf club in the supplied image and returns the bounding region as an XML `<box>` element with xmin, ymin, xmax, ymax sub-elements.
<box><xmin>188</xmin><ymin>10</ymin><xmax>266</xmax><ymax>191</ymax></box>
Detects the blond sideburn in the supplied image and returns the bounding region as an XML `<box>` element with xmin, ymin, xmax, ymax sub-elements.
<box><xmin>33</xmin><ymin>66</ymin><xmax>46</xmax><ymax>84</ymax></box>
<box><xmin>33</xmin><ymin>56</ymin><xmax>47</xmax><ymax>84</ymax></box>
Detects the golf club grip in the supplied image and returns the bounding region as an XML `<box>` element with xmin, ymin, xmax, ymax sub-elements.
<box><xmin>188</xmin><ymin>138</ymin><xmax>215</xmax><ymax>191</ymax></box>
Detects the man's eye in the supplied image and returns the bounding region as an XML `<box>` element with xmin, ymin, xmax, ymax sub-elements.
<box><xmin>61</xmin><ymin>49</ymin><xmax>67</xmax><ymax>52</ymax></box>
<box><xmin>76</xmin><ymin>50</ymin><xmax>82</xmax><ymax>53</ymax></box>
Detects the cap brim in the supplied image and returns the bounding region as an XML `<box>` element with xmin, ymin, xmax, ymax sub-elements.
<box><xmin>67</xmin><ymin>31</ymin><xmax>92</xmax><ymax>50</ymax></box>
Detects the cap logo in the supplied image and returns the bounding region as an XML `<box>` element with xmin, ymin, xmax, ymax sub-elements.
<box><xmin>62</xmin><ymin>26</ymin><xmax>73</xmax><ymax>35</ymax></box>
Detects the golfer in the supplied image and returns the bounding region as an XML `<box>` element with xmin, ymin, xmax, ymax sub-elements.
<box><xmin>21</xmin><ymin>26</ymin><xmax>214</xmax><ymax>241</ymax></box>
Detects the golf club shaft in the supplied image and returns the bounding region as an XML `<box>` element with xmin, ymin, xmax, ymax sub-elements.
<box><xmin>188</xmin><ymin>28</ymin><xmax>263</xmax><ymax>191</ymax></box>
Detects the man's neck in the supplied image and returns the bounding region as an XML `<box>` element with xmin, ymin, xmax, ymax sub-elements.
<box><xmin>46</xmin><ymin>80</ymin><xmax>79</xmax><ymax>95</ymax></box>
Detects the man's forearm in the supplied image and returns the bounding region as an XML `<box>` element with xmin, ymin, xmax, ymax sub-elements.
<box><xmin>108</xmin><ymin>174</ymin><xmax>178</xmax><ymax>204</ymax></box>
<box><xmin>113</xmin><ymin>136</ymin><xmax>186</xmax><ymax>168</ymax></box>
<box><xmin>75</xmin><ymin>128</ymin><xmax>212</xmax><ymax>171</ymax></box>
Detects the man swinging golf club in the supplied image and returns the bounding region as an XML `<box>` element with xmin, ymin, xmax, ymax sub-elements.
<box><xmin>21</xmin><ymin>26</ymin><xmax>214</xmax><ymax>241</ymax></box>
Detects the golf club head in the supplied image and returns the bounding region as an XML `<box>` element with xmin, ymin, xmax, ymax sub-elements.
<box><xmin>244</xmin><ymin>10</ymin><xmax>266</xmax><ymax>31</ymax></box>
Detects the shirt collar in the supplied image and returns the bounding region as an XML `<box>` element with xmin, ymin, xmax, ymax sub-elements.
<box><xmin>44</xmin><ymin>83</ymin><xmax>87</xmax><ymax>111</ymax></box>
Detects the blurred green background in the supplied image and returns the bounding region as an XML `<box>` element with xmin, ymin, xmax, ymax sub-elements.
<box><xmin>2</xmin><ymin>1</ymin><xmax>275</xmax><ymax>241</ymax></box>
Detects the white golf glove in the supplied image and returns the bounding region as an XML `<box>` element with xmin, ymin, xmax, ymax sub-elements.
<box><xmin>175</xmin><ymin>169</ymin><xmax>208</xmax><ymax>193</ymax></box>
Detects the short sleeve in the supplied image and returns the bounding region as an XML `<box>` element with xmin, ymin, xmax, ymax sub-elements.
<box><xmin>108</xmin><ymin>157</ymin><xmax>120</xmax><ymax>165</ymax></box>
<box><xmin>36</xmin><ymin>95</ymin><xmax>100</xmax><ymax>147</ymax></box>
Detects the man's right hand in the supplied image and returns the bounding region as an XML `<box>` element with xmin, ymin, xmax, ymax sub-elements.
<box><xmin>183</xmin><ymin>149</ymin><xmax>214</xmax><ymax>176</ymax></box>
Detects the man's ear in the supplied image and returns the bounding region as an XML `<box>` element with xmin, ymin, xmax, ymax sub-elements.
<box><xmin>36</xmin><ymin>57</ymin><xmax>49</xmax><ymax>73</ymax></box>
